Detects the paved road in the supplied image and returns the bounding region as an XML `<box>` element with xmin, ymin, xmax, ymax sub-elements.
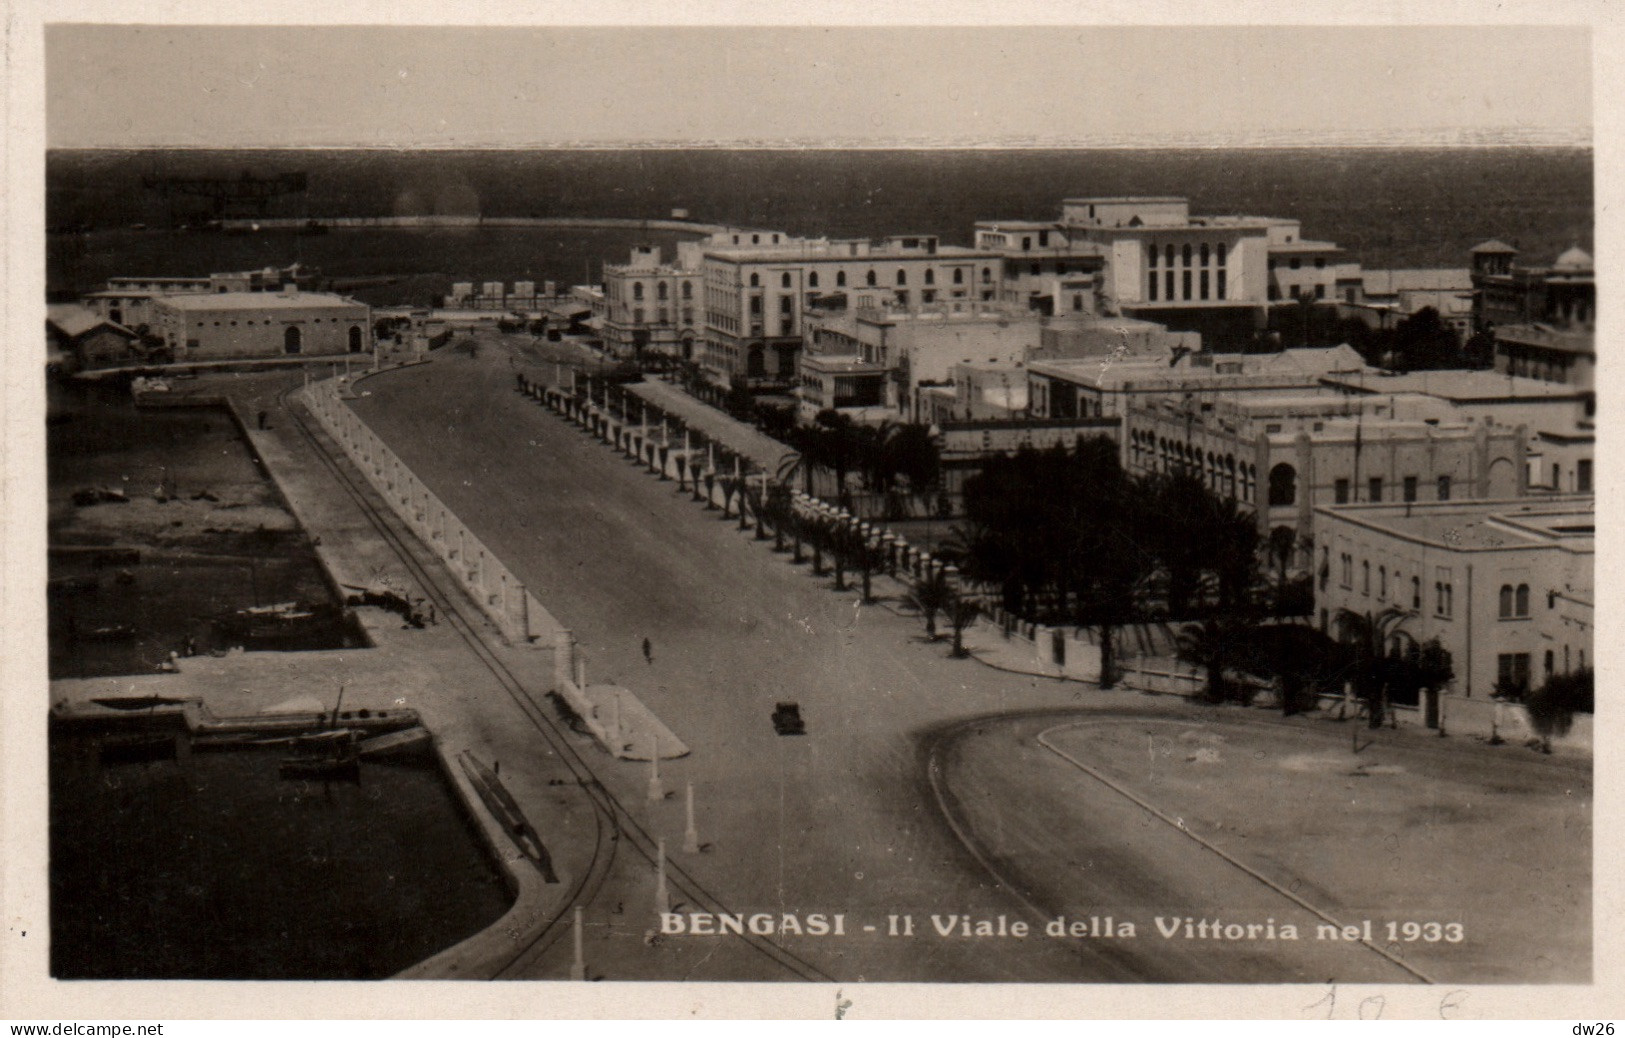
<box><xmin>348</xmin><ymin>346</ymin><xmax>1426</xmax><ymax>983</ymax></box>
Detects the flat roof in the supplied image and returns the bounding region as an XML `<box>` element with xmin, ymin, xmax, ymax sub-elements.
<box><xmin>1316</xmin><ymin>497</ymin><xmax>1594</xmax><ymax>553</ymax></box>
<box><xmin>1323</xmin><ymin>369</ymin><xmax>1583</xmax><ymax>401</ymax></box>
<box><xmin>156</xmin><ymin>291</ymin><xmax>364</xmax><ymax>312</ymax></box>
<box><xmin>800</xmin><ymin>355</ymin><xmax>887</xmax><ymax>374</ymax></box>
<box><xmin>1063</xmin><ymin>196</ymin><xmax>1188</xmax><ymax>204</ymax></box>
<box><xmin>1494</xmin><ymin>323</ymin><xmax>1595</xmax><ymax>355</ymax></box>
<box><xmin>1361</xmin><ymin>268</ymin><xmax>1474</xmax><ymax>294</ymax></box>
<box><xmin>975</xmin><ymin>220</ymin><xmax>1064</xmax><ymax>230</ymax></box>
<box><xmin>1269</xmin><ymin>240</ymin><xmax>1343</xmax><ymax>253</ymax></box>
<box><xmin>702</xmin><ymin>243</ymin><xmax>996</xmax><ymax>263</ymax></box>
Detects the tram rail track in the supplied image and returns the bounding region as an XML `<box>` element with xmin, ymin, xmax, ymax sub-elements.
<box><xmin>278</xmin><ymin>373</ymin><xmax>834</xmax><ymax>982</ymax></box>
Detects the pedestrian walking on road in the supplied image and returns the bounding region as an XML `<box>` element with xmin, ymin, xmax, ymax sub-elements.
<box><xmin>642</xmin><ymin>638</ymin><xmax>653</xmax><ymax>665</ymax></box>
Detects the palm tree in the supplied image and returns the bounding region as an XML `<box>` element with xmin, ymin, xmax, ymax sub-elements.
<box><xmin>764</xmin><ymin>482</ymin><xmax>792</xmax><ymax>552</ymax></box>
<box><xmin>905</xmin><ymin>570</ymin><xmax>954</xmax><ymax>641</ymax></box>
<box><xmin>947</xmin><ymin>595</ymin><xmax>981</xmax><ymax>658</ymax></box>
<box><xmin>853</xmin><ymin>535</ymin><xmax>885</xmax><ymax>603</ymax></box>
<box><xmin>1335</xmin><ymin>606</ymin><xmax>1415</xmax><ymax>728</ymax></box>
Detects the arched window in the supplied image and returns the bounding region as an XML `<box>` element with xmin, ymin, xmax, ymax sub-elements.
<box><xmin>1216</xmin><ymin>243</ymin><xmax>1227</xmax><ymax>266</ymax></box>
<box><xmin>924</xmin><ymin>268</ymin><xmax>935</xmax><ymax>285</ymax></box>
<box><xmin>808</xmin><ymin>272</ymin><xmax>819</xmax><ymax>289</ymax></box>
<box><xmin>682</xmin><ymin>282</ymin><xmax>693</xmax><ymax>300</ymax></box>
<box><xmin>1182</xmin><ymin>244</ymin><xmax>1192</xmax><ymax>266</ymax></box>
<box><xmin>866</xmin><ymin>269</ymin><xmax>877</xmax><ymax>287</ymax></box>
<box><xmin>953</xmin><ymin>268</ymin><xmax>964</xmax><ymax>285</ymax></box>
<box><xmin>749</xmin><ymin>273</ymin><xmax>760</xmax><ymax>288</ymax></box>
<box><xmin>1378</xmin><ymin>566</ymin><xmax>1387</xmax><ymax>599</ymax></box>
<box><xmin>283</xmin><ymin>325</ymin><xmax>302</xmax><ymax>355</ymax></box>
<box><xmin>1267</xmin><ymin>463</ymin><xmax>1297</xmax><ymax>506</ymax></box>
<box><xmin>981</xmin><ymin>267</ymin><xmax>991</xmax><ymax>284</ymax></box>
<box><xmin>1148</xmin><ymin>246</ymin><xmax>1158</xmax><ymax>268</ymax></box>
<box><xmin>1515</xmin><ymin>584</ymin><xmax>1530</xmax><ymax>617</ymax></box>
<box><xmin>1412</xmin><ymin>576</ymin><xmax>1421</xmax><ymax>609</ymax></box>
<box><xmin>1362</xmin><ymin>561</ymin><xmax>1370</xmax><ymax>595</ymax></box>
<box><xmin>836</xmin><ymin>271</ymin><xmax>847</xmax><ymax>288</ymax></box>
<box><xmin>781</xmin><ymin>272</ymin><xmax>792</xmax><ymax>288</ymax></box>
<box><xmin>1200</xmin><ymin>244</ymin><xmax>1210</xmax><ymax>266</ymax></box>
<box><xmin>1165</xmin><ymin>244</ymin><xmax>1175</xmax><ymax>266</ymax></box>
<box><xmin>633</xmin><ymin>282</ymin><xmax>644</xmax><ymax>301</ymax></box>
<box><xmin>657</xmin><ymin>281</ymin><xmax>669</xmax><ymax>301</ymax></box>
<box><xmin>348</xmin><ymin>326</ymin><xmax>363</xmax><ymax>353</ymax></box>
<box><xmin>1499</xmin><ymin>585</ymin><xmax>1514</xmax><ymax>618</ymax></box>
<box><xmin>896</xmin><ymin>269</ymin><xmax>907</xmax><ymax>286</ymax></box>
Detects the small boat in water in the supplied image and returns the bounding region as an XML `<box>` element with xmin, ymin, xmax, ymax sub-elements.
<box><xmin>457</xmin><ymin>751</ymin><xmax>558</xmax><ymax>882</ymax></box>
<box><xmin>91</xmin><ymin>694</ymin><xmax>193</xmax><ymax>711</ymax></box>
<box><xmin>83</xmin><ymin>623</ymin><xmax>138</xmax><ymax>641</ymax></box>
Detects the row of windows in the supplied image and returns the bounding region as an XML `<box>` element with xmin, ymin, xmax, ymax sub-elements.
<box><xmin>1330</xmin><ymin>475</ymin><xmax>1449</xmax><ymax>505</ymax></box>
<box><xmin>746</xmin><ymin>267</ymin><xmax>977</xmax><ymax>290</ymax></box>
<box><xmin>1268</xmin><ymin>284</ymin><xmax>1330</xmax><ymax>301</ymax></box>
<box><xmin>1331</xmin><ymin>550</ymin><xmax>1450</xmax><ymax>617</ymax></box>
<box><xmin>1127</xmin><ymin>434</ymin><xmax>1259</xmax><ymax>502</ymax></box>
<box><xmin>1148</xmin><ymin>268</ymin><xmax>1226</xmax><ymax>302</ymax></box>
<box><xmin>190</xmin><ymin>317</ymin><xmax>353</xmax><ymax>329</ymax></box>
<box><xmin>627</xmin><ymin>308</ymin><xmax>696</xmax><ymax>327</ymax></box>
<box><xmin>1147</xmin><ymin>243</ymin><xmax>1227</xmax><ymax>268</ymax></box>
<box><xmin>629</xmin><ymin>281</ymin><xmax>694</xmax><ymax>302</ymax></box>
<box><xmin>1269</xmin><ymin>256</ymin><xmax>1327</xmax><ymax>270</ymax></box>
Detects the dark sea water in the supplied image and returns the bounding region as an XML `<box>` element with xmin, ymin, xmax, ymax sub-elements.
<box><xmin>47</xmin><ymin>148</ymin><xmax>1592</xmax><ymax>302</ymax></box>
<box><xmin>50</xmin><ymin>723</ymin><xmax>512</xmax><ymax>979</ymax></box>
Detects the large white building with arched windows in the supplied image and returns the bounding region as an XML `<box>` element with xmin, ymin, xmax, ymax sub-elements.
<box><xmin>1120</xmin><ymin>389</ymin><xmax>1529</xmax><ymax>555</ymax></box>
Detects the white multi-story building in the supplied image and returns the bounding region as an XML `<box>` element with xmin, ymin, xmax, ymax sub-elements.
<box><xmin>1314</xmin><ymin>496</ymin><xmax>1592</xmax><ymax>697</ymax></box>
<box><xmin>1124</xmin><ymin>389</ymin><xmax>1528</xmax><ymax>548</ymax></box>
<box><xmin>699</xmin><ymin>234</ymin><xmax>1004</xmax><ymax>388</ymax></box>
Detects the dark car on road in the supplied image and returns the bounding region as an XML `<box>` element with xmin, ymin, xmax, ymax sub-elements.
<box><xmin>772</xmin><ymin>701</ymin><xmax>805</xmax><ymax>736</ymax></box>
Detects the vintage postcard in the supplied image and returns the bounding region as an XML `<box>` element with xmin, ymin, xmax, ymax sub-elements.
<box><xmin>3</xmin><ymin>0</ymin><xmax>1618</xmax><ymax>1022</ymax></box>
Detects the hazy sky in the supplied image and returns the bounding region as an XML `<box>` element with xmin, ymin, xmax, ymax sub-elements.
<box><xmin>45</xmin><ymin>22</ymin><xmax>1593</xmax><ymax>148</ymax></box>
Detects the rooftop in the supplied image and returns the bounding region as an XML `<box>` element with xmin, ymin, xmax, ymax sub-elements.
<box><xmin>1323</xmin><ymin>369</ymin><xmax>1585</xmax><ymax>401</ymax></box>
<box><xmin>1032</xmin><ymin>345</ymin><xmax>1371</xmax><ymax>389</ymax></box>
<box><xmin>1268</xmin><ymin>239</ymin><xmax>1344</xmax><ymax>253</ymax></box>
<box><xmin>1063</xmin><ymin>196</ymin><xmax>1188</xmax><ymax>204</ymax></box>
<box><xmin>1315</xmin><ymin>496</ymin><xmax>1594</xmax><ymax>554</ymax></box>
<box><xmin>156</xmin><ymin>291</ymin><xmax>365</xmax><ymax>312</ymax></box>
<box><xmin>702</xmin><ymin>242</ymin><xmax>995</xmax><ymax>263</ymax></box>
<box><xmin>975</xmin><ymin>220</ymin><xmax>1065</xmax><ymax>230</ymax></box>
<box><xmin>1471</xmin><ymin>239</ymin><xmax>1519</xmax><ymax>254</ymax></box>
<box><xmin>48</xmin><ymin>304</ymin><xmax>136</xmax><ymax>339</ymax></box>
<box><xmin>1361</xmin><ymin>269</ymin><xmax>1474</xmax><ymax>295</ymax></box>
<box><xmin>1493</xmin><ymin>323</ymin><xmax>1595</xmax><ymax>355</ymax></box>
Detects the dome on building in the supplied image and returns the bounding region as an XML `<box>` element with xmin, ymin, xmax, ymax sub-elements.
<box><xmin>1553</xmin><ymin>245</ymin><xmax>1592</xmax><ymax>271</ymax></box>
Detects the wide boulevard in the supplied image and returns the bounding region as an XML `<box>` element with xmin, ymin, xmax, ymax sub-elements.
<box><xmin>348</xmin><ymin>341</ymin><xmax>1419</xmax><ymax>984</ymax></box>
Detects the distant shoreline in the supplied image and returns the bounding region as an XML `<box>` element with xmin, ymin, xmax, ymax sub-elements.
<box><xmin>47</xmin><ymin>140</ymin><xmax>1594</xmax><ymax>154</ymax></box>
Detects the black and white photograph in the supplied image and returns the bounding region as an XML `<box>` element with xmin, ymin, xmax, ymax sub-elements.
<box><xmin>3</xmin><ymin>1</ymin><xmax>1615</xmax><ymax>1021</ymax></box>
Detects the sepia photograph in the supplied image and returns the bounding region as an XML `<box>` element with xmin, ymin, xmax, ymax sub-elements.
<box><xmin>4</xmin><ymin>2</ymin><xmax>1614</xmax><ymax>1020</ymax></box>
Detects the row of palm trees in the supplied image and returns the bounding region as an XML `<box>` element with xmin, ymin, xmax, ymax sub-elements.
<box><xmin>778</xmin><ymin>410</ymin><xmax>940</xmax><ymax>505</ymax></box>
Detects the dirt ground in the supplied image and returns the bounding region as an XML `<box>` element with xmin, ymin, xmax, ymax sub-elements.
<box><xmin>47</xmin><ymin>376</ymin><xmax>355</xmax><ymax>677</ymax></box>
<box><xmin>1024</xmin><ymin>715</ymin><xmax>1591</xmax><ymax>982</ymax></box>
